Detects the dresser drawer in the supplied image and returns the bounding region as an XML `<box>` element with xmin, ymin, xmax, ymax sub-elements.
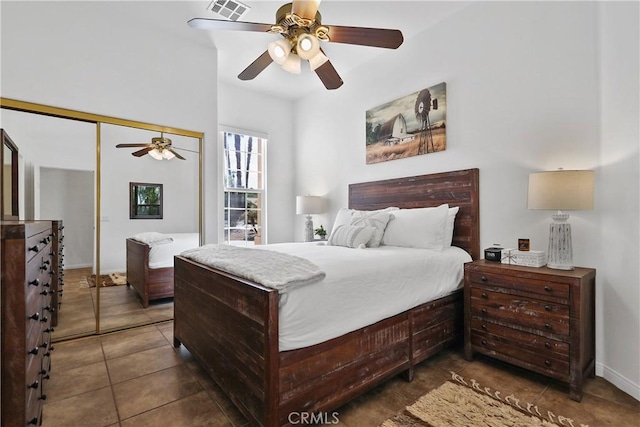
<box><xmin>467</xmin><ymin>271</ymin><xmax>569</xmax><ymax>301</ymax></box>
<box><xmin>469</xmin><ymin>287</ymin><xmax>570</xmax><ymax>337</ymax></box>
<box><xmin>25</xmin><ymin>230</ymin><xmax>51</xmax><ymax>263</ymax></box>
<box><xmin>470</xmin><ymin>330</ymin><xmax>570</xmax><ymax>378</ymax></box>
<box><xmin>470</xmin><ymin>318</ymin><xmax>569</xmax><ymax>359</ymax></box>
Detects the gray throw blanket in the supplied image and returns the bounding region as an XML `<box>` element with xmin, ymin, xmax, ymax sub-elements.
<box><xmin>180</xmin><ymin>244</ymin><xmax>326</xmax><ymax>292</ymax></box>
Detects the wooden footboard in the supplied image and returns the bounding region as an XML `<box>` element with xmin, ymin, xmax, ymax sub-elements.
<box><xmin>174</xmin><ymin>256</ymin><xmax>463</xmax><ymax>427</ymax></box>
<box><xmin>126</xmin><ymin>238</ymin><xmax>174</xmax><ymax>308</ymax></box>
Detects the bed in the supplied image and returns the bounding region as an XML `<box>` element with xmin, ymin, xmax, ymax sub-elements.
<box><xmin>173</xmin><ymin>168</ymin><xmax>480</xmax><ymax>426</ymax></box>
<box><xmin>126</xmin><ymin>232</ymin><xmax>199</xmax><ymax>308</ymax></box>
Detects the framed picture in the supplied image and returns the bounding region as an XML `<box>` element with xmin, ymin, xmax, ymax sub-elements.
<box><xmin>365</xmin><ymin>82</ymin><xmax>446</xmax><ymax>164</ymax></box>
<box><xmin>130</xmin><ymin>182</ymin><xmax>163</xmax><ymax>219</ymax></box>
<box><xmin>518</xmin><ymin>238</ymin><xmax>530</xmax><ymax>251</ymax></box>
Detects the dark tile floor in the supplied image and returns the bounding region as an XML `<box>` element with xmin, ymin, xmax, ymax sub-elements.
<box><xmin>42</xmin><ymin>322</ymin><xmax>639</xmax><ymax>426</ymax></box>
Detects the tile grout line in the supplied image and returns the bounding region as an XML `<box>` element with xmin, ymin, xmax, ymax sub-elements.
<box><xmin>100</xmin><ymin>335</ymin><xmax>124</xmax><ymax>425</ymax></box>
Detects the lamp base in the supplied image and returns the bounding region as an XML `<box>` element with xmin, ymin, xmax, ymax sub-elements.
<box><xmin>304</xmin><ymin>215</ymin><xmax>314</xmax><ymax>242</ymax></box>
<box><xmin>547</xmin><ymin>219</ymin><xmax>574</xmax><ymax>270</ymax></box>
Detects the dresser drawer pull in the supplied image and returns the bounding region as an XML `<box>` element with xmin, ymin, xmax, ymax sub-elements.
<box><xmin>544</xmin><ymin>360</ymin><xmax>551</xmax><ymax>367</ymax></box>
<box><xmin>41</xmin><ymin>342</ymin><xmax>48</xmax><ymax>349</ymax></box>
<box><xmin>28</xmin><ymin>417</ymin><xmax>39</xmax><ymax>425</ymax></box>
<box><xmin>44</xmin><ymin>327</ymin><xmax>55</xmax><ymax>333</ymax></box>
<box><xmin>43</xmin><ymin>259</ymin><xmax>50</xmax><ymax>265</ymax></box>
<box><xmin>545</xmin><ymin>342</ymin><xmax>552</xmax><ymax>349</ymax></box>
<box><xmin>28</xmin><ymin>380</ymin><xmax>39</xmax><ymax>389</ymax></box>
<box><xmin>481</xmin><ymin>340</ymin><xmax>487</xmax><ymax>346</ymax></box>
<box><xmin>544</xmin><ymin>286</ymin><xmax>552</xmax><ymax>292</ymax></box>
<box><xmin>29</xmin><ymin>312</ymin><xmax>40</xmax><ymax>321</ymax></box>
<box><xmin>28</xmin><ymin>245</ymin><xmax>39</xmax><ymax>253</ymax></box>
<box><xmin>544</xmin><ymin>323</ymin><xmax>552</xmax><ymax>330</ymax></box>
<box><xmin>481</xmin><ymin>309</ymin><xmax>487</xmax><ymax>314</ymax></box>
<box><xmin>39</xmin><ymin>394</ymin><xmax>47</xmax><ymax>401</ymax></box>
<box><xmin>40</xmin><ymin>290</ymin><xmax>50</xmax><ymax>296</ymax></box>
<box><xmin>40</xmin><ymin>316</ymin><xmax>48</xmax><ymax>323</ymax></box>
<box><xmin>544</xmin><ymin>305</ymin><xmax>552</xmax><ymax>311</ymax></box>
<box><xmin>40</xmin><ymin>264</ymin><xmax>48</xmax><ymax>271</ymax></box>
<box><xmin>481</xmin><ymin>324</ymin><xmax>487</xmax><ymax>330</ymax></box>
<box><xmin>43</xmin><ymin>282</ymin><xmax>51</xmax><ymax>288</ymax></box>
<box><xmin>481</xmin><ymin>293</ymin><xmax>488</xmax><ymax>299</ymax></box>
<box><xmin>480</xmin><ymin>276</ymin><xmax>488</xmax><ymax>282</ymax></box>
<box><xmin>28</xmin><ymin>346</ymin><xmax>39</xmax><ymax>355</ymax></box>
<box><xmin>44</xmin><ymin>306</ymin><xmax>55</xmax><ymax>313</ymax></box>
<box><xmin>28</xmin><ymin>278</ymin><xmax>40</xmax><ymax>287</ymax></box>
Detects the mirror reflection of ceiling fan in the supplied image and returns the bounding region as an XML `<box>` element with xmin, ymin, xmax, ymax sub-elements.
<box><xmin>188</xmin><ymin>0</ymin><xmax>404</xmax><ymax>90</ymax></box>
<box><xmin>115</xmin><ymin>133</ymin><xmax>195</xmax><ymax>161</ymax></box>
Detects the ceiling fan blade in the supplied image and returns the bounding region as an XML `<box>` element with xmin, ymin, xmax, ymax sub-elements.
<box><xmin>238</xmin><ymin>50</ymin><xmax>274</xmax><ymax>81</ymax></box>
<box><xmin>168</xmin><ymin>149</ymin><xmax>186</xmax><ymax>160</ymax></box>
<box><xmin>187</xmin><ymin>18</ymin><xmax>272</xmax><ymax>33</ymax></box>
<box><xmin>116</xmin><ymin>143</ymin><xmax>150</xmax><ymax>148</ymax></box>
<box><xmin>291</xmin><ymin>0</ymin><xmax>321</xmax><ymax>20</ymax></box>
<box><xmin>314</xmin><ymin>60</ymin><xmax>343</xmax><ymax>90</ymax></box>
<box><xmin>132</xmin><ymin>147</ymin><xmax>152</xmax><ymax>157</ymax></box>
<box><xmin>326</xmin><ymin>25</ymin><xmax>404</xmax><ymax>49</ymax></box>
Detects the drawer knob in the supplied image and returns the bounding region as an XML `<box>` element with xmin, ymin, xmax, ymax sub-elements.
<box><xmin>545</xmin><ymin>342</ymin><xmax>552</xmax><ymax>349</ymax></box>
<box><xmin>481</xmin><ymin>308</ymin><xmax>487</xmax><ymax>314</ymax></box>
<box><xmin>40</xmin><ymin>316</ymin><xmax>48</xmax><ymax>323</ymax></box>
<box><xmin>481</xmin><ymin>324</ymin><xmax>487</xmax><ymax>330</ymax></box>
<box><xmin>44</xmin><ymin>306</ymin><xmax>55</xmax><ymax>313</ymax></box>
<box><xmin>43</xmin><ymin>259</ymin><xmax>50</xmax><ymax>265</ymax></box>
<box><xmin>44</xmin><ymin>327</ymin><xmax>55</xmax><ymax>333</ymax></box>
<box><xmin>28</xmin><ymin>380</ymin><xmax>39</xmax><ymax>389</ymax></box>
<box><xmin>28</xmin><ymin>245</ymin><xmax>39</xmax><ymax>253</ymax></box>
<box><xmin>28</xmin><ymin>417</ymin><xmax>39</xmax><ymax>425</ymax></box>
<box><xmin>481</xmin><ymin>276</ymin><xmax>488</xmax><ymax>282</ymax></box>
<box><xmin>544</xmin><ymin>323</ymin><xmax>552</xmax><ymax>330</ymax></box>
<box><xmin>481</xmin><ymin>340</ymin><xmax>487</xmax><ymax>346</ymax></box>
<box><xmin>28</xmin><ymin>346</ymin><xmax>39</xmax><ymax>355</ymax></box>
<box><xmin>29</xmin><ymin>312</ymin><xmax>40</xmax><ymax>321</ymax></box>
<box><xmin>544</xmin><ymin>286</ymin><xmax>552</xmax><ymax>292</ymax></box>
<box><xmin>544</xmin><ymin>305</ymin><xmax>552</xmax><ymax>311</ymax></box>
<box><xmin>43</xmin><ymin>282</ymin><xmax>51</xmax><ymax>288</ymax></box>
<box><xmin>545</xmin><ymin>360</ymin><xmax>551</xmax><ymax>367</ymax></box>
<box><xmin>39</xmin><ymin>394</ymin><xmax>47</xmax><ymax>401</ymax></box>
<box><xmin>40</xmin><ymin>290</ymin><xmax>49</xmax><ymax>296</ymax></box>
<box><xmin>481</xmin><ymin>293</ymin><xmax>488</xmax><ymax>299</ymax></box>
<box><xmin>28</xmin><ymin>278</ymin><xmax>40</xmax><ymax>287</ymax></box>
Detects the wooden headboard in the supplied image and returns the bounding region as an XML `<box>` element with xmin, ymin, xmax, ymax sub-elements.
<box><xmin>349</xmin><ymin>168</ymin><xmax>480</xmax><ymax>260</ymax></box>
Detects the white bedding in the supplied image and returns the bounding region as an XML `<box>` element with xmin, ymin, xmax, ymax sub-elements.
<box><xmin>254</xmin><ymin>242</ymin><xmax>471</xmax><ymax>351</ymax></box>
<box><xmin>148</xmin><ymin>233</ymin><xmax>200</xmax><ymax>269</ymax></box>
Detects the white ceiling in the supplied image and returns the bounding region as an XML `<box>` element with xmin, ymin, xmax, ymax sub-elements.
<box><xmin>187</xmin><ymin>1</ymin><xmax>473</xmax><ymax>100</ymax></box>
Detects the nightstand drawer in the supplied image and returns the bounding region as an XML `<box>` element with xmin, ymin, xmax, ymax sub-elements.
<box><xmin>470</xmin><ymin>288</ymin><xmax>569</xmax><ymax>337</ymax></box>
<box><xmin>467</xmin><ymin>271</ymin><xmax>569</xmax><ymax>301</ymax></box>
<box><xmin>470</xmin><ymin>318</ymin><xmax>569</xmax><ymax>358</ymax></box>
<box><xmin>470</xmin><ymin>331</ymin><xmax>570</xmax><ymax>377</ymax></box>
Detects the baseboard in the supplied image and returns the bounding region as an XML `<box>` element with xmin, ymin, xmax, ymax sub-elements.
<box><xmin>596</xmin><ymin>362</ymin><xmax>640</xmax><ymax>401</ymax></box>
<box><xmin>64</xmin><ymin>263</ymin><xmax>93</xmax><ymax>270</ymax></box>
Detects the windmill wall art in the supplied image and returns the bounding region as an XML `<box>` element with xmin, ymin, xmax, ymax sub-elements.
<box><xmin>365</xmin><ymin>82</ymin><xmax>446</xmax><ymax>164</ymax></box>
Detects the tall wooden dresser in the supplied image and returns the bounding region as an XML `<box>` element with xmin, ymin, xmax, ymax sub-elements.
<box><xmin>1</xmin><ymin>221</ymin><xmax>55</xmax><ymax>426</ymax></box>
<box><xmin>50</xmin><ymin>220</ymin><xmax>64</xmax><ymax>327</ymax></box>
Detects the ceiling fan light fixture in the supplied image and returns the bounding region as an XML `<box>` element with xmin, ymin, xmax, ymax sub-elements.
<box><xmin>162</xmin><ymin>149</ymin><xmax>176</xmax><ymax>160</ymax></box>
<box><xmin>149</xmin><ymin>148</ymin><xmax>164</xmax><ymax>160</ymax></box>
<box><xmin>296</xmin><ymin>33</ymin><xmax>320</xmax><ymax>60</ymax></box>
<box><xmin>308</xmin><ymin>51</ymin><xmax>329</xmax><ymax>71</ymax></box>
<box><xmin>281</xmin><ymin>52</ymin><xmax>301</xmax><ymax>74</ymax></box>
<box><xmin>268</xmin><ymin>39</ymin><xmax>291</xmax><ymax>65</ymax></box>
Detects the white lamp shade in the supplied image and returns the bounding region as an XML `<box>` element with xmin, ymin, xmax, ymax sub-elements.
<box><xmin>296</xmin><ymin>33</ymin><xmax>320</xmax><ymax>60</ymax></box>
<box><xmin>528</xmin><ymin>170</ymin><xmax>594</xmax><ymax>211</ymax></box>
<box><xmin>268</xmin><ymin>39</ymin><xmax>291</xmax><ymax>65</ymax></box>
<box><xmin>291</xmin><ymin>0</ymin><xmax>321</xmax><ymax>18</ymax></box>
<box><xmin>296</xmin><ymin>196</ymin><xmax>324</xmax><ymax>215</ymax></box>
<box><xmin>148</xmin><ymin>148</ymin><xmax>163</xmax><ymax>160</ymax></box>
<box><xmin>308</xmin><ymin>51</ymin><xmax>329</xmax><ymax>71</ymax></box>
<box><xmin>281</xmin><ymin>53</ymin><xmax>301</xmax><ymax>74</ymax></box>
<box><xmin>162</xmin><ymin>149</ymin><xmax>175</xmax><ymax>160</ymax></box>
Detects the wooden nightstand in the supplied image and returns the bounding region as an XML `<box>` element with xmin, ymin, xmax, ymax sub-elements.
<box><xmin>464</xmin><ymin>260</ymin><xmax>596</xmax><ymax>401</ymax></box>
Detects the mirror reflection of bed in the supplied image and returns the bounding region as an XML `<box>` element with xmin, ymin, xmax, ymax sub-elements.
<box><xmin>0</xmin><ymin>102</ymin><xmax>202</xmax><ymax>341</ymax></box>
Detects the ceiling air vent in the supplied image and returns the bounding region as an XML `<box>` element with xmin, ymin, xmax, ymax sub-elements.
<box><xmin>207</xmin><ymin>0</ymin><xmax>250</xmax><ymax>21</ymax></box>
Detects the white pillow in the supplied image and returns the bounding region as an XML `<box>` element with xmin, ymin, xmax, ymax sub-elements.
<box><xmin>381</xmin><ymin>204</ymin><xmax>449</xmax><ymax>250</ymax></box>
<box><xmin>328</xmin><ymin>225</ymin><xmax>376</xmax><ymax>248</ymax></box>
<box><xmin>444</xmin><ymin>206</ymin><xmax>460</xmax><ymax>248</ymax></box>
<box><xmin>328</xmin><ymin>208</ymin><xmax>354</xmax><ymax>242</ymax></box>
<box><xmin>350</xmin><ymin>210</ymin><xmax>393</xmax><ymax>248</ymax></box>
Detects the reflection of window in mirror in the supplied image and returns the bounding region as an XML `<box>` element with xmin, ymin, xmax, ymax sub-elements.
<box><xmin>130</xmin><ymin>182</ymin><xmax>163</xmax><ymax>219</ymax></box>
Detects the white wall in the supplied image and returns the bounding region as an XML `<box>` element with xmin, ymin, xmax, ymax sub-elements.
<box><xmin>1</xmin><ymin>1</ymin><xmax>219</xmax><ymax>255</ymax></box>
<box><xmin>218</xmin><ymin>82</ymin><xmax>295</xmax><ymax>244</ymax></box>
<box><xmin>293</xmin><ymin>1</ymin><xmax>639</xmax><ymax>398</ymax></box>
<box><xmin>597</xmin><ymin>1</ymin><xmax>640</xmax><ymax>399</ymax></box>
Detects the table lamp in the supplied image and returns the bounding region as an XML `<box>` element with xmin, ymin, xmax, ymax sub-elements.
<box><xmin>527</xmin><ymin>169</ymin><xmax>594</xmax><ymax>270</ymax></box>
<box><xmin>296</xmin><ymin>196</ymin><xmax>325</xmax><ymax>242</ymax></box>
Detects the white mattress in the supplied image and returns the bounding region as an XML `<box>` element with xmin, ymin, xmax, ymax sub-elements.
<box><xmin>255</xmin><ymin>242</ymin><xmax>471</xmax><ymax>351</ymax></box>
<box><xmin>148</xmin><ymin>233</ymin><xmax>200</xmax><ymax>269</ymax></box>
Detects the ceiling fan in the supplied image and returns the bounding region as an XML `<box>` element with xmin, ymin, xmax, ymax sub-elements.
<box><xmin>116</xmin><ymin>133</ymin><xmax>192</xmax><ymax>161</ymax></box>
<box><xmin>188</xmin><ymin>0</ymin><xmax>404</xmax><ymax>90</ymax></box>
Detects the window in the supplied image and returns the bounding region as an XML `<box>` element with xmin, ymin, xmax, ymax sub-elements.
<box><xmin>130</xmin><ymin>182</ymin><xmax>163</xmax><ymax>219</ymax></box>
<box><xmin>222</xmin><ymin>130</ymin><xmax>266</xmax><ymax>246</ymax></box>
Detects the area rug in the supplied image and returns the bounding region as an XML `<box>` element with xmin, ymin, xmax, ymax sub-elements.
<box><xmin>380</xmin><ymin>372</ymin><xmax>588</xmax><ymax>427</ymax></box>
<box><xmin>79</xmin><ymin>273</ymin><xmax>127</xmax><ymax>288</ymax></box>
